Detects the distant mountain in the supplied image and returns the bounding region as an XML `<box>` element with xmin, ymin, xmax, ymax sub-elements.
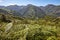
<box><xmin>40</xmin><ymin>4</ymin><xmax>60</xmax><ymax>17</ymax></box>
<box><xmin>0</xmin><ymin>6</ymin><xmax>5</xmax><ymax>8</ymax></box>
<box><xmin>0</xmin><ymin>4</ymin><xmax>60</xmax><ymax>18</ymax></box>
<box><xmin>40</xmin><ymin>4</ymin><xmax>56</xmax><ymax>13</ymax></box>
<box><xmin>6</xmin><ymin>5</ymin><xmax>24</xmax><ymax>12</ymax></box>
<box><xmin>0</xmin><ymin>8</ymin><xmax>22</xmax><ymax>17</ymax></box>
<box><xmin>19</xmin><ymin>4</ymin><xmax>45</xmax><ymax>18</ymax></box>
<box><xmin>0</xmin><ymin>4</ymin><xmax>46</xmax><ymax>18</ymax></box>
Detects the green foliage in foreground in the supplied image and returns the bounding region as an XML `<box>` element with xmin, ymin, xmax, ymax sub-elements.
<box><xmin>0</xmin><ymin>24</ymin><xmax>57</xmax><ymax>40</ymax></box>
<box><xmin>0</xmin><ymin>15</ymin><xmax>60</xmax><ymax>40</ymax></box>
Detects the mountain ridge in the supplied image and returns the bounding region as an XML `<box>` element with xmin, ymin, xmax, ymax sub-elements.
<box><xmin>0</xmin><ymin>4</ymin><xmax>60</xmax><ymax>18</ymax></box>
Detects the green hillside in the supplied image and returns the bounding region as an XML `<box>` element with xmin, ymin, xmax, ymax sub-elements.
<box><xmin>0</xmin><ymin>5</ymin><xmax>60</xmax><ymax>40</ymax></box>
<box><xmin>0</xmin><ymin>14</ymin><xmax>59</xmax><ymax>40</ymax></box>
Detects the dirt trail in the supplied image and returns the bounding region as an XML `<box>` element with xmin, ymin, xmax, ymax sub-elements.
<box><xmin>5</xmin><ymin>22</ymin><xmax>13</xmax><ymax>32</ymax></box>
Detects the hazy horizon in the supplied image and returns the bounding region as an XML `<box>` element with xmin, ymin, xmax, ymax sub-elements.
<box><xmin>0</xmin><ymin>0</ymin><xmax>60</xmax><ymax>6</ymax></box>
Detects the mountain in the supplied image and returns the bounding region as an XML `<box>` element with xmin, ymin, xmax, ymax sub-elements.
<box><xmin>40</xmin><ymin>4</ymin><xmax>56</xmax><ymax>14</ymax></box>
<box><xmin>5</xmin><ymin>4</ymin><xmax>46</xmax><ymax>18</ymax></box>
<box><xmin>0</xmin><ymin>6</ymin><xmax>5</xmax><ymax>8</ymax></box>
<box><xmin>6</xmin><ymin>5</ymin><xmax>24</xmax><ymax>12</ymax></box>
<box><xmin>0</xmin><ymin>4</ymin><xmax>60</xmax><ymax>18</ymax></box>
<box><xmin>0</xmin><ymin>4</ymin><xmax>46</xmax><ymax>19</ymax></box>
<box><xmin>0</xmin><ymin>8</ymin><xmax>22</xmax><ymax>17</ymax></box>
<box><xmin>40</xmin><ymin>4</ymin><xmax>60</xmax><ymax>17</ymax></box>
<box><xmin>19</xmin><ymin>4</ymin><xmax>45</xmax><ymax>18</ymax></box>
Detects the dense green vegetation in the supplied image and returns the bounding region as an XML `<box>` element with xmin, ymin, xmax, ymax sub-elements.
<box><xmin>0</xmin><ymin>14</ymin><xmax>59</xmax><ymax>40</ymax></box>
<box><xmin>0</xmin><ymin>4</ymin><xmax>60</xmax><ymax>40</ymax></box>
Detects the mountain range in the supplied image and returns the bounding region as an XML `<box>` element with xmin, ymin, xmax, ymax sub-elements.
<box><xmin>0</xmin><ymin>4</ymin><xmax>60</xmax><ymax>19</ymax></box>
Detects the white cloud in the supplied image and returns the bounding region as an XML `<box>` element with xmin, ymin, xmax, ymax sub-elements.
<box><xmin>8</xmin><ymin>3</ymin><xmax>17</xmax><ymax>5</ymax></box>
<box><xmin>0</xmin><ymin>0</ymin><xmax>3</xmax><ymax>2</ymax></box>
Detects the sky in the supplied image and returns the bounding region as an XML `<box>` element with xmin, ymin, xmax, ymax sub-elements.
<box><xmin>0</xmin><ymin>0</ymin><xmax>60</xmax><ymax>6</ymax></box>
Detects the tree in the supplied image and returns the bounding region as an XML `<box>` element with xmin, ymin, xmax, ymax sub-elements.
<box><xmin>1</xmin><ymin>14</ymin><xmax>6</xmax><ymax>22</ymax></box>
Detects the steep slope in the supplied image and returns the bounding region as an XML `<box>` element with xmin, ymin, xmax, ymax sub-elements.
<box><xmin>0</xmin><ymin>8</ymin><xmax>22</xmax><ymax>17</ymax></box>
<box><xmin>0</xmin><ymin>4</ymin><xmax>60</xmax><ymax>18</ymax></box>
<box><xmin>6</xmin><ymin>5</ymin><xmax>24</xmax><ymax>12</ymax></box>
<box><xmin>40</xmin><ymin>4</ymin><xmax>60</xmax><ymax>17</ymax></box>
<box><xmin>0</xmin><ymin>9</ymin><xmax>9</xmax><ymax>14</ymax></box>
<box><xmin>20</xmin><ymin>4</ymin><xmax>45</xmax><ymax>19</ymax></box>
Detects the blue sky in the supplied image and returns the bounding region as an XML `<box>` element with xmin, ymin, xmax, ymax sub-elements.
<box><xmin>0</xmin><ymin>0</ymin><xmax>60</xmax><ymax>6</ymax></box>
